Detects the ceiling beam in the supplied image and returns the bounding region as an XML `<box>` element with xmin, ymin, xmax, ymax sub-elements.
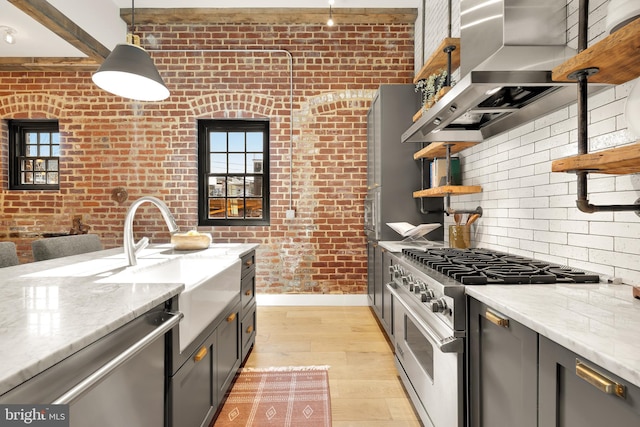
<box><xmin>0</xmin><ymin>57</ymin><xmax>98</xmax><ymax>72</ymax></box>
<box><xmin>122</xmin><ymin>8</ymin><xmax>418</xmax><ymax>25</ymax></box>
<box><xmin>7</xmin><ymin>0</ymin><xmax>111</xmax><ymax>62</ymax></box>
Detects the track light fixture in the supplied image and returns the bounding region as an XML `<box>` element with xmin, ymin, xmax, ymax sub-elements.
<box><xmin>92</xmin><ymin>0</ymin><xmax>169</xmax><ymax>101</ymax></box>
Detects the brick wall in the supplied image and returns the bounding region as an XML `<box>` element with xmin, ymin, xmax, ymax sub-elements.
<box><xmin>0</xmin><ymin>19</ymin><xmax>415</xmax><ymax>294</ymax></box>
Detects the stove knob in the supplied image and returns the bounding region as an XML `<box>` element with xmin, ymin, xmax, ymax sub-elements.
<box><xmin>430</xmin><ymin>298</ymin><xmax>448</xmax><ymax>313</ymax></box>
<box><xmin>421</xmin><ymin>289</ymin><xmax>435</xmax><ymax>302</ymax></box>
<box><xmin>402</xmin><ymin>275</ymin><xmax>412</xmax><ymax>287</ymax></box>
<box><xmin>388</xmin><ymin>265</ymin><xmax>396</xmax><ymax>275</ymax></box>
<box><xmin>414</xmin><ymin>281</ymin><xmax>425</xmax><ymax>294</ymax></box>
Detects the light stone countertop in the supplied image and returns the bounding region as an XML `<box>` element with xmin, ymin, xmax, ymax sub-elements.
<box><xmin>0</xmin><ymin>242</ymin><xmax>258</xmax><ymax>397</ymax></box>
<box><xmin>465</xmin><ymin>283</ymin><xmax>640</xmax><ymax>388</ymax></box>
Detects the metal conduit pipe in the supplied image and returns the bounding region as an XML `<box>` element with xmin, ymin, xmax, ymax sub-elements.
<box><xmin>572</xmin><ymin>1</ymin><xmax>640</xmax><ymax>214</ymax></box>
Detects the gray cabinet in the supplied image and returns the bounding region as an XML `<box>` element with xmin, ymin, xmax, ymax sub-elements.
<box><xmin>368</xmin><ymin>242</ymin><xmax>394</xmax><ymax>338</ymax></box>
<box><xmin>539</xmin><ymin>336</ymin><xmax>640</xmax><ymax>427</ymax></box>
<box><xmin>216</xmin><ymin>305</ymin><xmax>241</xmax><ymax>402</ymax></box>
<box><xmin>169</xmin><ymin>299</ymin><xmax>242</xmax><ymax>427</ymax></box>
<box><xmin>467</xmin><ymin>297</ymin><xmax>538</xmax><ymax>427</ymax></box>
<box><xmin>239</xmin><ymin>250</ymin><xmax>257</xmax><ymax>362</ymax></box>
<box><xmin>365</xmin><ymin>84</ymin><xmax>443</xmax><ymax>242</ymax></box>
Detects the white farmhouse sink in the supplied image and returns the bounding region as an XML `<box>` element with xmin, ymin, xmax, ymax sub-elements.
<box><xmin>96</xmin><ymin>254</ymin><xmax>241</xmax><ymax>352</ymax></box>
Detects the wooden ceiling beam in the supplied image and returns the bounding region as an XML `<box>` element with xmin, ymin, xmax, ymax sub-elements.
<box><xmin>121</xmin><ymin>8</ymin><xmax>418</xmax><ymax>25</ymax></box>
<box><xmin>0</xmin><ymin>57</ymin><xmax>98</xmax><ymax>72</ymax></box>
<box><xmin>7</xmin><ymin>0</ymin><xmax>111</xmax><ymax>61</ymax></box>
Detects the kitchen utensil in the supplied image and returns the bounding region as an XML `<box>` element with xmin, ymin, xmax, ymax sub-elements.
<box><xmin>454</xmin><ymin>213</ymin><xmax>462</xmax><ymax>225</ymax></box>
<box><xmin>466</xmin><ymin>213</ymin><xmax>480</xmax><ymax>226</ymax></box>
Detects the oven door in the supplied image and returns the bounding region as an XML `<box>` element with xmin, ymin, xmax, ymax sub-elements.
<box><xmin>389</xmin><ymin>285</ymin><xmax>464</xmax><ymax>427</ymax></box>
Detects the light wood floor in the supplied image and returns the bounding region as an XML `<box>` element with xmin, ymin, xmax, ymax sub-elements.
<box><xmin>243</xmin><ymin>306</ymin><xmax>423</xmax><ymax>427</ymax></box>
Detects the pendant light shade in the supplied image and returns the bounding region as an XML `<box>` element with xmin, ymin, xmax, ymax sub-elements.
<box><xmin>92</xmin><ymin>43</ymin><xmax>169</xmax><ymax>101</ymax></box>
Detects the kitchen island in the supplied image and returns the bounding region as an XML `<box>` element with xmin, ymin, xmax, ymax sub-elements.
<box><xmin>0</xmin><ymin>243</ymin><xmax>257</xmax><ymax>411</ymax></box>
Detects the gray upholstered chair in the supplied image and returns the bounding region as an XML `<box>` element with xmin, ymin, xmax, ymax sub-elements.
<box><xmin>32</xmin><ymin>234</ymin><xmax>103</xmax><ymax>261</ymax></box>
<box><xmin>0</xmin><ymin>242</ymin><xmax>20</xmax><ymax>267</ymax></box>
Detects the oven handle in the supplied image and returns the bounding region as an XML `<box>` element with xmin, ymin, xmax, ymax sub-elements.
<box><xmin>387</xmin><ymin>284</ymin><xmax>463</xmax><ymax>353</ymax></box>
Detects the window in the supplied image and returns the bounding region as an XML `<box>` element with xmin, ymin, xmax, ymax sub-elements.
<box><xmin>198</xmin><ymin>119</ymin><xmax>270</xmax><ymax>226</ymax></box>
<box><xmin>8</xmin><ymin>120</ymin><xmax>60</xmax><ymax>190</ymax></box>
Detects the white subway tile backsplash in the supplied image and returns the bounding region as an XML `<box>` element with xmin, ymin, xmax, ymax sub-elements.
<box><xmin>508</xmin><ymin>228</ymin><xmax>533</xmax><ymax>240</ymax></box>
<box><xmin>534</xmin><ymin>208</ymin><xmax>568</xmax><ymax>220</ymax></box>
<box><xmin>520</xmin><ymin>239</ymin><xmax>549</xmax><ymax>254</ymax></box>
<box><xmin>534</xmin><ymin>182</ymin><xmax>569</xmax><ymax>197</ymax></box>
<box><xmin>521</xmin><ymin>196</ymin><xmax>548</xmax><ymax>209</ymax></box>
<box><xmin>568</xmin><ymin>233</ymin><xmax>614</xmax><ymax>250</ymax></box>
<box><xmin>519</xmin><ymin>219</ymin><xmax>550</xmax><ymax>231</ymax></box>
<box><xmin>520</xmin><ymin>150</ymin><xmax>550</xmax><ymax>167</ymax></box>
<box><xmin>535</xmin><ymin>230</ymin><xmax>568</xmax><ymax>244</ymax></box>
<box><xmin>550</xmin><ymin>219</ymin><xmax>589</xmax><ymax>234</ymax></box>
<box><xmin>549</xmin><ymin>194</ymin><xmax>578</xmax><ymax>208</ymax></box>
<box><xmin>549</xmin><ymin>243</ymin><xmax>588</xmax><ymax>260</ymax></box>
<box><xmin>590</xmin><ymin>221</ymin><xmax>640</xmax><ymax>237</ymax></box>
<box><xmin>509</xmin><ymin>208</ymin><xmax>534</xmax><ymax>219</ymax></box>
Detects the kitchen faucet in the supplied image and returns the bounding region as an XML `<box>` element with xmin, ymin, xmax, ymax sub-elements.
<box><xmin>124</xmin><ymin>196</ymin><xmax>179</xmax><ymax>266</ymax></box>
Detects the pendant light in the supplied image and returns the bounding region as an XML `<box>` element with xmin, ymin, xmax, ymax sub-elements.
<box><xmin>92</xmin><ymin>0</ymin><xmax>169</xmax><ymax>101</ymax></box>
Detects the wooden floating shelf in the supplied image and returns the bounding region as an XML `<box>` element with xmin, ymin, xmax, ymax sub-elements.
<box><xmin>413</xmin><ymin>185</ymin><xmax>482</xmax><ymax>198</ymax></box>
<box><xmin>412</xmin><ymin>87</ymin><xmax>452</xmax><ymax>122</ymax></box>
<box><xmin>551</xmin><ymin>142</ymin><xmax>640</xmax><ymax>174</ymax></box>
<box><xmin>552</xmin><ymin>18</ymin><xmax>640</xmax><ymax>84</ymax></box>
<box><xmin>413</xmin><ymin>38</ymin><xmax>461</xmax><ymax>84</ymax></box>
<box><xmin>413</xmin><ymin>141</ymin><xmax>480</xmax><ymax>160</ymax></box>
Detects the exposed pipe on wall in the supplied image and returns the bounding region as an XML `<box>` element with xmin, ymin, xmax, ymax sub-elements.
<box><xmin>571</xmin><ymin>1</ymin><xmax>640</xmax><ymax>214</ymax></box>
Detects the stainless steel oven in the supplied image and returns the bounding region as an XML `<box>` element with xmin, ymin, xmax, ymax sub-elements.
<box><xmin>387</xmin><ymin>253</ymin><xmax>465</xmax><ymax>427</ymax></box>
<box><xmin>387</xmin><ymin>247</ymin><xmax>601</xmax><ymax>427</ymax></box>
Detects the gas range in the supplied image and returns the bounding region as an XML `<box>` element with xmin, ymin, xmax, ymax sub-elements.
<box><xmin>403</xmin><ymin>247</ymin><xmax>601</xmax><ymax>285</ymax></box>
<box><xmin>389</xmin><ymin>247</ymin><xmax>601</xmax><ymax>333</ymax></box>
<box><xmin>387</xmin><ymin>247</ymin><xmax>600</xmax><ymax>427</ymax></box>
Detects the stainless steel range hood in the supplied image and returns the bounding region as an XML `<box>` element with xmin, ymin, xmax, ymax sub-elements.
<box><xmin>402</xmin><ymin>0</ymin><xmax>607</xmax><ymax>143</ymax></box>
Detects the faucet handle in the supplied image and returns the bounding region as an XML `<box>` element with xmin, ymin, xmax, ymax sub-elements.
<box><xmin>134</xmin><ymin>236</ymin><xmax>150</xmax><ymax>253</ymax></box>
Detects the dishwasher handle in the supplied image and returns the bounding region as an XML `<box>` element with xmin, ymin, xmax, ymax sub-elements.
<box><xmin>53</xmin><ymin>311</ymin><xmax>183</xmax><ymax>405</ymax></box>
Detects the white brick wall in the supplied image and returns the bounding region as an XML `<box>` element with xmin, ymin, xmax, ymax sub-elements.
<box><xmin>415</xmin><ymin>0</ymin><xmax>640</xmax><ymax>285</ymax></box>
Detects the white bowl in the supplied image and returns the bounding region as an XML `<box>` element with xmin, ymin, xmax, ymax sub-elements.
<box><xmin>606</xmin><ymin>0</ymin><xmax>640</xmax><ymax>33</ymax></box>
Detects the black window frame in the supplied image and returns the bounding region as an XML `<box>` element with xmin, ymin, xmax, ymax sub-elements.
<box><xmin>197</xmin><ymin>119</ymin><xmax>270</xmax><ymax>226</ymax></box>
<box><xmin>8</xmin><ymin>119</ymin><xmax>61</xmax><ymax>191</ymax></box>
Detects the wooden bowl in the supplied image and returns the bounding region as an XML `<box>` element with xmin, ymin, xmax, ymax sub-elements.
<box><xmin>171</xmin><ymin>233</ymin><xmax>212</xmax><ymax>250</ymax></box>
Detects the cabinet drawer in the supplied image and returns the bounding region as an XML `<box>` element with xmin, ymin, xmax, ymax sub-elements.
<box><xmin>170</xmin><ymin>332</ymin><xmax>215</xmax><ymax>427</ymax></box>
<box><xmin>539</xmin><ymin>336</ymin><xmax>640</xmax><ymax>426</ymax></box>
<box><xmin>241</xmin><ymin>271</ymin><xmax>255</xmax><ymax>310</ymax></box>
<box><xmin>241</xmin><ymin>304</ymin><xmax>257</xmax><ymax>361</ymax></box>
<box><xmin>241</xmin><ymin>251</ymin><xmax>255</xmax><ymax>278</ymax></box>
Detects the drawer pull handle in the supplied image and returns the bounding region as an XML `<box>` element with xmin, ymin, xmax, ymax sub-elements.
<box><xmin>245</xmin><ymin>290</ymin><xmax>252</xmax><ymax>296</ymax></box>
<box><xmin>245</xmin><ymin>259</ymin><xmax>253</xmax><ymax>267</ymax></box>
<box><xmin>576</xmin><ymin>360</ymin><xmax>626</xmax><ymax>398</ymax></box>
<box><xmin>486</xmin><ymin>311</ymin><xmax>509</xmax><ymax>328</ymax></box>
<box><xmin>227</xmin><ymin>312</ymin><xmax>237</xmax><ymax>323</ymax></box>
<box><xmin>194</xmin><ymin>347</ymin><xmax>208</xmax><ymax>362</ymax></box>
<box><xmin>246</xmin><ymin>325</ymin><xmax>254</xmax><ymax>334</ymax></box>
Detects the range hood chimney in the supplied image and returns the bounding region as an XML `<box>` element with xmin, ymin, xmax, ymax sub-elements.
<box><xmin>402</xmin><ymin>0</ymin><xmax>607</xmax><ymax>143</ymax></box>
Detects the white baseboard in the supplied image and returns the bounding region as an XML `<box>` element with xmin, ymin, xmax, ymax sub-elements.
<box><xmin>256</xmin><ymin>294</ymin><xmax>370</xmax><ymax>306</ymax></box>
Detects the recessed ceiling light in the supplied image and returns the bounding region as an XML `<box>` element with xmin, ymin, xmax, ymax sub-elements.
<box><xmin>1</xmin><ymin>26</ymin><xmax>17</xmax><ymax>45</ymax></box>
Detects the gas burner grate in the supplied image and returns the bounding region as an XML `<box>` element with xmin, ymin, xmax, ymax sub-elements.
<box><xmin>402</xmin><ymin>248</ymin><xmax>600</xmax><ymax>285</ymax></box>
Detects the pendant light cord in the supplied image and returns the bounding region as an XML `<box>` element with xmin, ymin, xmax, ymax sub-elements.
<box><xmin>131</xmin><ymin>0</ymin><xmax>135</xmax><ymax>33</ymax></box>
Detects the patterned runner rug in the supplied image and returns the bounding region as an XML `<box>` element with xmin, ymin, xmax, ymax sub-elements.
<box><xmin>213</xmin><ymin>366</ymin><xmax>332</xmax><ymax>427</ymax></box>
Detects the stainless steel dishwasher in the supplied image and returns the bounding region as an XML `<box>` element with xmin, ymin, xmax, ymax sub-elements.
<box><xmin>0</xmin><ymin>302</ymin><xmax>182</xmax><ymax>427</ymax></box>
